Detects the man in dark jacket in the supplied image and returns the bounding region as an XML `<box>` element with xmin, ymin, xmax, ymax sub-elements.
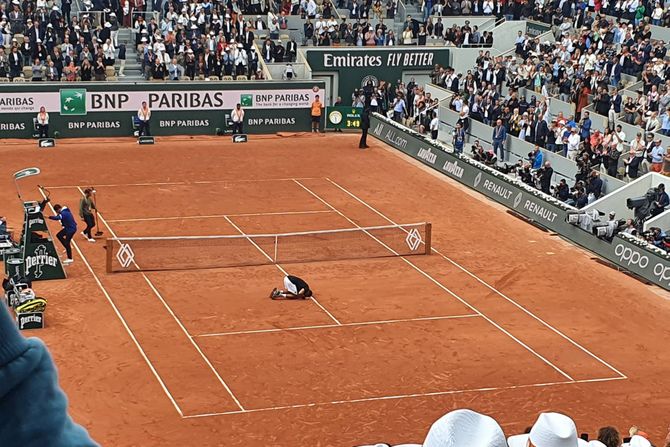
<box><xmin>48</xmin><ymin>204</ymin><xmax>77</xmax><ymax>265</ymax></box>
<box><xmin>359</xmin><ymin>107</ymin><xmax>370</xmax><ymax>149</ymax></box>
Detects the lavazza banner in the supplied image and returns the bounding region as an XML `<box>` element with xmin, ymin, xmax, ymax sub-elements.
<box><xmin>369</xmin><ymin>113</ymin><xmax>670</xmax><ymax>291</ymax></box>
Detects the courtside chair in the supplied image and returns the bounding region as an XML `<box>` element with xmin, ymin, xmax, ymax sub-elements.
<box><xmin>22</xmin><ymin>66</ymin><xmax>32</xmax><ymax>80</ymax></box>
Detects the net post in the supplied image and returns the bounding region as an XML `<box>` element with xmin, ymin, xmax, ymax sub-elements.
<box><xmin>274</xmin><ymin>235</ymin><xmax>278</xmax><ymax>262</ymax></box>
<box><xmin>424</xmin><ymin>223</ymin><xmax>432</xmax><ymax>255</ymax></box>
<box><xmin>105</xmin><ymin>238</ymin><xmax>113</xmax><ymax>273</ymax></box>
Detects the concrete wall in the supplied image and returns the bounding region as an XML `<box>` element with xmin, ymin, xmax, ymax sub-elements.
<box><xmin>488</xmin><ymin>20</ymin><xmax>526</xmax><ymax>57</ymax></box>
<box><xmin>266</xmin><ymin>62</ymin><xmax>309</xmax><ymax>80</ymax></box>
<box><xmin>425</xmin><ymin>83</ymin><xmax>453</xmax><ymax>103</ymax></box>
<box><xmin>584</xmin><ymin>172</ymin><xmax>667</xmax><ymax>221</ymax></box>
<box><xmin>643</xmin><ymin>208</ymin><xmax>670</xmax><ymax>231</ymax></box>
<box><xmin>449</xmin><ymin>47</ymin><xmax>501</xmax><ymax>75</ymax></box>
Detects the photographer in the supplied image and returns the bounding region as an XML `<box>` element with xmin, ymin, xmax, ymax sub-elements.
<box><xmin>552</xmin><ymin>178</ymin><xmax>571</xmax><ymax>202</ymax></box>
<box><xmin>586</xmin><ymin>170</ymin><xmax>604</xmax><ymax>202</ymax></box>
<box><xmin>650</xmin><ymin>183</ymin><xmax>670</xmax><ymax>217</ymax></box>
<box><xmin>519</xmin><ymin>162</ymin><xmax>534</xmax><ymax>187</ymax></box>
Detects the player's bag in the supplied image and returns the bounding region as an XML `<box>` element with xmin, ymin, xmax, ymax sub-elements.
<box><xmin>15</xmin><ymin>296</ymin><xmax>47</xmax><ymax>314</ymax></box>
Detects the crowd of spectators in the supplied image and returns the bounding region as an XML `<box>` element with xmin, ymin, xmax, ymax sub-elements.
<box><xmin>0</xmin><ymin>5</ymin><xmax>121</xmax><ymax>80</ymax></box>
<box><xmin>424</xmin><ymin>9</ymin><xmax>669</xmax><ymax>209</ymax></box>
<box><xmin>349</xmin><ymin>76</ymin><xmax>441</xmax><ymax>136</ymax></box>
<box><xmin>358</xmin><ymin>408</ymin><xmax>670</xmax><ymax>447</ymax></box>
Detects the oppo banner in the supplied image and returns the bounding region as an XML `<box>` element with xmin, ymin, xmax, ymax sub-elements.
<box><xmin>370</xmin><ymin>113</ymin><xmax>670</xmax><ymax>291</ymax></box>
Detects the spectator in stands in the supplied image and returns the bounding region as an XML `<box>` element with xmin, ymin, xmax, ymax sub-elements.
<box><xmin>492</xmin><ymin>119</ymin><xmax>507</xmax><ymax>161</ymax></box>
<box><xmin>650</xmin><ymin>140</ymin><xmax>667</xmax><ymax>172</ymax></box>
<box><xmin>94</xmin><ymin>57</ymin><xmax>106</xmax><ymax>81</ymax></box>
<box><xmin>31</xmin><ymin>58</ymin><xmax>44</xmax><ymax>81</ymax></box>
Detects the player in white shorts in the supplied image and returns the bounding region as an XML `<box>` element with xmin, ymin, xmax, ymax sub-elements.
<box><xmin>270</xmin><ymin>275</ymin><xmax>313</xmax><ymax>300</ymax></box>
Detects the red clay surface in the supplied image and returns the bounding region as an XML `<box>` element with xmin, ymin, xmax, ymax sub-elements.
<box><xmin>1</xmin><ymin>134</ymin><xmax>670</xmax><ymax>446</ymax></box>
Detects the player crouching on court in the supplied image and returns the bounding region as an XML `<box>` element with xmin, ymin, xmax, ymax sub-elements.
<box><xmin>271</xmin><ymin>275</ymin><xmax>313</xmax><ymax>300</ymax></box>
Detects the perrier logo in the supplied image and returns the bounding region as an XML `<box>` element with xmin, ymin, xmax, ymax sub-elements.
<box><xmin>60</xmin><ymin>89</ymin><xmax>87</xmax><ymax>115</ymax></box>
<box><xmin>240</xmin><ymin>94</ymin><xmax>253</xmax><ymax>107</ymax></box>
<box><xmin>25</xmin><ymin>244</ymin><xmax>58</xmax><ymax>279</ymax></box>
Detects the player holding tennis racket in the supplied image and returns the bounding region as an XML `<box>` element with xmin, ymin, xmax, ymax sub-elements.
<box><xmin>270</xmin><ymin>275</ymin><xmax>313</xmax><ymax>300</ymax></box>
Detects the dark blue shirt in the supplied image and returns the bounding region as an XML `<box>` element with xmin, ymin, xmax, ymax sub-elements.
<box><xmin>48</xmin><ymin>207</ymin><xmax>77</xmax><ymax>234</ymax></box>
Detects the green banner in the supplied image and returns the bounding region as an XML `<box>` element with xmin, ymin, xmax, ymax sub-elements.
<box><xmin>525</xmin><ymin>20</ymin><xmax>552</xmax><ymax>38</ymax></box>
<box><xmin>305</xmin><ymin>48</ymin><xmax>450</xmax><ymax>102</ymax></box>
<box><xmin>325</xmin><ymin>106</ymin><xmax>363</xmax><ymax>129</ymax></box>
<box><xmin>0</xmin><ymin>81</ymin><xmax>326</xmax><ymax>138</ymax></box>
<box><xmin>369</xmin><ymin>113</ymin><xmax>670</xmax><ymax>291</ymax></box>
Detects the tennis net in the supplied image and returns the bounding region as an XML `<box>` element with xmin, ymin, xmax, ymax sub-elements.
<box><xmin>105</xmin><ymin>222</ymin><xmax>431</xmax><ymax>273</ymax></box>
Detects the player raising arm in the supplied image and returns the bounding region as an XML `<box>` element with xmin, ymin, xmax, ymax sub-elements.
<box><xmin>271</xmin><ymin>275</ymin><xmax>313</xmax><ymax>300</ymax></box>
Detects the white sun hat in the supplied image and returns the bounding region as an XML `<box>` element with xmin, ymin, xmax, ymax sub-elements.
<box><xmin>528</xmin><ymin>413</ymin><xmax>590</xmax><ymax>447</ymax></box>
<box><xmin>422</xmin><ymin>409</ymin><xmax>507</xmax><ymax>447</ymax></box>
<box><xmin>626</xmin><ymin>435</ymin><xmax>652</xmax><ymax>447</ymax></box>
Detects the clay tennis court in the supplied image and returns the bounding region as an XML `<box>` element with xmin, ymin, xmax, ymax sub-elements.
<box><xmin>2</xmin><ymin>133</ymin><xmax>670</xmax><ymax>446</ymax></box>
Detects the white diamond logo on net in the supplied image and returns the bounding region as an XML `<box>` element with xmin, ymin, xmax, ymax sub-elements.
<box><xmin>116</xmin><ymin>243</ymin><xmax>135</xmax><ymax>268</ymax></box>
<box><xmin>406</xmin><ymin>228</ymin><xmax>422</xmax><ymax>251</ymax></box>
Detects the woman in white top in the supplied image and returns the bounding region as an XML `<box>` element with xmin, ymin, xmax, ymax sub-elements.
<box><xmin>402</xmin><ymin>26</ymin><xmax>413</xmax><ymax>45</ymax></box>
<box><xmin>36</xmin><ymin>106</ymin><xmax>49</xmax><ymax>138</ymax></box>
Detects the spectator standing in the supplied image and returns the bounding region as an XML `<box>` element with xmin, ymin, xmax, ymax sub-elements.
<box><xmin>651</xmin><ymin>183</ymin><xmax>670</xmax><ymax>216</ymax></box>
<box><xmin>492</xmin><ymin>118</ymin><xmax>507</xmax><ymax>161</ymax></box>
<box><xmin>392</xmin><ymin>93</ymin><xmax>406</xmax><ymax>123</ymax></box>
<box><xmin>118</xmin><ymin>43</ymin><xmax>126</xmax><ymax>77</ymax></box>
<box><xmin>430</xmin><ymin>113</ymin><xmax>439</xmax><ymax>140</ymax></box>
<box><xmin>452</xmin><ymin>122</ymin><xmax>465</xmax><ymax>154</ymax></box>
<box><xmin>650</xmin><ymin>140</ymin><xmax>666</xmax><ymax>172</ymax></box>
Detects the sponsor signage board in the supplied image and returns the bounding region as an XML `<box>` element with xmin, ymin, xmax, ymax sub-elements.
<box><xmin>525</xmin><ymin>19</ymin><xmax>552</xmax><ymax>38</ymax></box>
<box><xmin>305</xmin><ymin>48</ymin><xmax>450</xmax><ymax>104</ymax></box>
<box><xmin>369</xmin><ymin>113</ymin><xmax>670</xmax><ymax>291</ymax></box>
<box><xmin>0</xmin><ymin>82</ymin><xmax>325</xmax><ymax>138</ymax></box>
<box><xmin>325</xmin><ymin>106</ymin><xmax>363</xmax><ymax>129</ymax></box>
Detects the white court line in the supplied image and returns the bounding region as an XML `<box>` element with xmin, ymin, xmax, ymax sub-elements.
<box><xmin>223</xmin><ymin>215</ymin><xmax>342</xmax><ymax>326</ymax></box>
<box><xmin>195</xmin><ymin>313</ymin><xmax>479</xmax><ymax>337</ymax></box>
<box><xmin>76</xmin><ymin>187</ymin><xmax>246</xmax><ymax>412</ymax></box>
<box><xmin>106</xmin><ymin>210</ymin><xmax>334</xmax><ymax>223</ymax></box>
<box><xmin>293</xmin><ymin>179</ymin><xmax>575</xmax><ymax>382</ymax></box>
<box><xmin>43</xmin><ymin>177</ymin><xmax>325</xmax><ymax>190</ymax></box>
<box><xmin>182</xmin><ymin>375</ymin><xmax>627</xmax><ymax>418</ymax></box>
<box><xmin>326</xmin><ymin>178</ymin><xmax>627</xmax><ymax>379</ymax></box>
<box><xmin>37</xmin><ymin>188</ymin><xmax>185</xmax><ymax>417</ymax></box>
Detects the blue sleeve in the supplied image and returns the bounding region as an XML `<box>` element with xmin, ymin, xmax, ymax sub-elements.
<box><xmin>0</xmin><ymin>305</ymin><xmax>99</xmax><ymax>447</ymax></box>
<box><xmin>48</xmin><ymin>215</ymin><xmax>62</xmax><ymax>221</ymax></box>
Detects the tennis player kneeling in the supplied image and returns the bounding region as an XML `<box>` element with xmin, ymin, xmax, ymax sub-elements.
<box><xmin>271</xmin><ymin>275</ymin><xmax>313</xmax><ymax>300</ymax></box>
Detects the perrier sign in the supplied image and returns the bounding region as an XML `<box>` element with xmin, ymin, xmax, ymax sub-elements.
<box><xmin>305</xmin><ymin>48</ymin><xmax>450</xmax><ymax>103</ymax></box>
<box><xmin>20</xmin><ymin>202</ymin><xmax>66</xmax><ymax>281</ymax></box>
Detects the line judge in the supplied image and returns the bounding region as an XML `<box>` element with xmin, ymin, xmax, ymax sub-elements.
<box><xmin>137</xmin><ymin>101</ymin><xmax>151</xmax><ymax>137</ymax></box>
<box><xmin>231</xmin><ymin>103</ymin><xmax>244</xmax><ymax>134</ymax></box>
<box><xmin>36</xmin><ymin>106</ymin><xmax>49</xmax><ymax>138</ymax></box>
